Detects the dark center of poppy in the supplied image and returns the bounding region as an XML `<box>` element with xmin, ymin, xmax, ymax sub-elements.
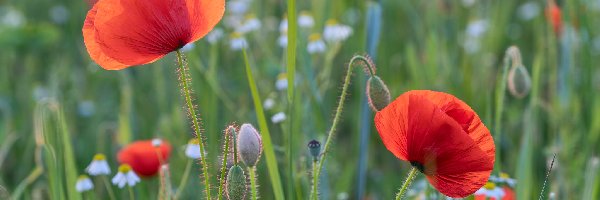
<box><xmin>409</xmin><ymin>161</ymin><xmax>425</xmax><ymax>173</ymax></box>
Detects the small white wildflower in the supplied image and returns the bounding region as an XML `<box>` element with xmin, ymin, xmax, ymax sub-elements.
<box><xmin>496</xmin><ymin>172</ymin><xmax>517</xmax><ymax>187</ymax></box>
<box><xmin>275</xmin><ymin>73</ymin><xmax>288</xmax><ymax>90</ymax></box>
<box><xmin>1</xmin><ymin>7</ymin><xmax>25</xmax><ymax>27</ymax></box>
<box><xmin>238</xmin><ymin>14</ymin><xmax>261</xmax><ymax>33</ymax></box>
<box><xmin>462</xmin><ymin>38</ymin><xmax>480</xmax><ymax>54</ymax></box>
<box><xmin>279</xmin><ymin>18</ymin><xmax>288</xmax><ymax>33</ymax></box>
<box><xmin>323</xmin><ymin>19</ymin><xmax>353</xmax><ymax>43</ymax></box>
<box><xmin>227</xmin><ymin>0</ymin><xmax>249</xmax><ymax>16</ymax></box>
<box><xmin>263</xmin><ymin>98</ymin><xmax>275</xmax><ymax>110</ymax></box>
<box><xmin>466</xmin><ymin>19</ymin><xmax>489</xmax><ymax>38</ymax></box>
<box><xmin>86</xmin><ymin>153</ymin><xmax>111</xmax><ymax>176</ymax></box>
<box><xmin>152</xmin><ymin>138</ymin><xmax>162</xmax><ymax>147</ymax></box>
<box><xmin>112</xmin><ymin>164</ymin><xmax>140</xmax><ymax>188</ymax></box>
<box><xmin>307</xmin><ymin>33</ymin><xmax>326</xmax><ymax>54</ymax></box>
<box><xmin>49</xmin><ymin>5</ymin><xmax>69</xmax><ymax>24</ymax></box>
<box><xmin>461</xmin><ymin>0</ymin><xmax>476</xmax><ymax>7</ymax></box>
<box><xmin>298</xmin><ymin>11</ymin><xmax>314</xmax><ymax>28</ymax></box>
<box><xmin>180</xmin><ymin>42</ymin><xmax>195</xmax><ymax>52</ymax></box>
<box><xmin>207</xmin><ymin>28</ymin><xmax>224</xmax><ymax>44</ymax></box>
<box><xmin>229</xmin><ymin>32</ymin><xmax>248</xmax><ymax>51</ymax></box>
<box><xmin>474</xmin><ymin>182</ymin><xmax>505</xmax><ymax>200</ymax></box>
<box><xmin>278</xmin><ymin>32</ymin><xmax>288</xmax><ymax>48</ymax></box>
<box><xmin>518</xmin><ymin>2</ymin><xmax>540</xmax><ymax>21</ymax></box>
<box><xmin>75</xmin><ymin>175</ymin><xmax>94</xmax><ymax>192</ymax></box>
<box><xmin>271</xmin><ymin>112</ymin><xmax>287</xmax><ymax>124</ymax></box>
<box><xmin>184</xmin><ymin>139</ymin><xmax>206</xmax><ymax>159</ymax></box>
<box><xmin>224</xmin><ymin>15</ymin><xmax>243</xmax><ymax>29</ymax></box>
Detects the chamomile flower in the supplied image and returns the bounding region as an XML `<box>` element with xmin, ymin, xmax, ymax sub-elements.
<box><xmin>185</xmin><ymin>138</ymin><xmax>206</xmax><ymax>159</ymax></box>
<box><xmin>491</xmin><ymin>172</ymin><xmax>517</xmax><ymax>187</ymax></box>
<box><xmin>229</xmin><ymin>32</ymin><xmax>248</xmax><ymax>51</ymax></box>
<box><xmin>278</xmin><ymin>31</ymin><xmax>288</xmax><ymax>48</ymax></box>
<box><xmin>238</xmin><ymin>14</ymin><xmax>261</xmax><ymax>33</ymax></box>
<box><xmin>279</xmin><ymin>18</ymin><xmax>288</xmax><ymax>32</ymax></box>
<box><xmin>307</xmin><ymin>33</ymin><xmax>326</xmax><ymax>54</ymax></box>
<box><xmin>323</xmin><ymin>19</ymin><xmax>353</xmax><ymax>43</ymax></box>
<box><xmin>275</xmin><ymin>73</ymin><xmax>288</xmax><ymax>90</ymax></box>
<box><xmin>152</xmin><ymin>138</ymin><xmax>162</xmax><ymax>147</ymax></box>
<box><xmin>207</xmin><ymin>28</ymin><xmax>224</xmax><ymax>44</ymax></box>
<box><xmin>112</xmin><ymin>164</ymin><xmax>140</xmax><ymax>188</ymax></box>
<box><xmin>75</xmin><ymin>175</ymin><xmax>94</xmax><ymax>192</ymax></box>
<box><xmin>271</xmin><ymin>112</ymin><xmax>287</xmax><ymax>124</ymax></box>
<box><xmin>263</xmin><ymin>98</ymin><xmax>275</xmax><ymax>110</ymax></box>
<box><xmin>227</xmin><ymin>0</ymin><xmax>250</xmax><ymax>16</ymax></box>
<box><xmin>474</xmin><ymin>182</ymin><xmax>505</xmax><ymax>200</ymax></box>
<box><xmin>298</xmin><ymin>11</ymin><xmax>314</xmax><ymax>28</ymax></box>
<box><xmin>86</xmin><ymin>153</ymin><xmax>111</xmax><ymax>176</ymax></box>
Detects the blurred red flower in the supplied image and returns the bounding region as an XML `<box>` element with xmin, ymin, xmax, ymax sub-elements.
<box><xmin>374</xmin><ymin>90</ymin><xmax>495</xmax><ymax>198</ymax></box>
<box><xmin>83</xmin><ymin>0</ymin><xmax>225</xmax><ymax>70</ymax></box>
<box><xmin>117</xmin><ymin>139</ymin><xmax>172</xmax><ymax>177</ymax></box>
<box><xmin>502</xmin><ymin>186</ymin><xmax>516</xmax><ymax>200</ymax></box>
<box><xmin>546</xmin><ymin>0</ymin><xmax>563</xmax><ymax>36</ymax></box>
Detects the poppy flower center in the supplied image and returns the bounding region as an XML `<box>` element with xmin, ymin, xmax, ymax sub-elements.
<box><xmin>410</xmin><ymin>161</ymin><xmax>425</xmax><ymax>173</ymax></box>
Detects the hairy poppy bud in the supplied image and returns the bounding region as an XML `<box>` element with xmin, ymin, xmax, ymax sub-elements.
<box><xmin>367</xmin><ymin>75</ymin><xmax>391</xmax><ymax>111</ymax></box>
<box><xmin>507</xmin><ymin>65</ymin><xmax>531</xmax><ymax>99</ymax></box>
<box><xmin>226</xmin><ymin>165</ymin><xmax>247</xmax><ymax>200</ymax></box>
<box><xmin>307</xmin><ymin>140</ymin><xmax>321</xmax><ymax>161</ymax></box>
<box><xmin>237</xmin><ymin>123</ymin><xmax>263</xmax><ymax>166</ymax></box>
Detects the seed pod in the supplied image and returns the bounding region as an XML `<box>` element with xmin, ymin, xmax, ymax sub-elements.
<box><xmin>367</xmin><ymin>75</ymin><xmax>391</xmax><ymax>111</ymax></box>
<box><xmin>507</xmin><ymin>65</ymin><xmax>531</xmax><ymax>99</ymax></box>
<box><xmin>226</xmin><ymin>165</ymin><xmax>247</xmax><ymax>200</ymax></box>
<box><xmin>307</xmin><ymin>140</ymin><xmax>321</xmax><ymax>161</ymax></box>
<box><xmin>237</xmin><ymin>123</ymin><xmax>263</xmax><ymax>166</ymax></box>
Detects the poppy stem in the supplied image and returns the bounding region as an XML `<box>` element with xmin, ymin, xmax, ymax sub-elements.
<box><xmin>175</xmin><ymin>50</ymin><xmax>211</xmax><ymax>199</ymax></box>
<box><xmin>217</xmin><ymin>127</ymin><xmax>233</xmax><ymax>200</ymax></box>
<box><xmin>310</xmin><ymin>159</ymin><xmax>318</xmax><ymax>200</ymax></box>
<box><xmin>395</xmin><ymin>167</ymin><xmax>418</xmax><ymax>200</ymax></box>
<box><xmin>174</xmin><ymin>159</ymin><xmax>192</xmax><ymax>200</ymax></box>
<box><xmin>101</xmin><ymin>176</ymin><xmax>117</xmax><ymax>200</ymax></box>
<box><xmin>311</xmin><ymin>55</ymin><xmax>370</xmax><ymax>200</ymax></box>
<box><xmin>248</xmin><ymin>166</ymin><xmax>258</xmax><ymax>200</ymax></box>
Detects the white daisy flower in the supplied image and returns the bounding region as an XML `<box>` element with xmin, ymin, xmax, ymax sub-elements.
<box><xmin>224</xmin><ymin>15</ymin><xmax>243</xmax><ymax>29</ymax></box>
<box><xmin>238</xmin><ymin>14</ymin><xmax>261</xmax><ymax>33</ymax></box>
<box><xmin>112</xmin><ymin>164</ymin><xmax>140</xmax><ymax>188</ymax></box>
<box><xmin>307</xmin><ymin>33</ymin><xmax>326</xmax><ymax>54</ymax></box>
<box><xmin>227</xmin><ymin>0</ymin><xmax>249</xmax><ymax>16</ymax></box>
<box><xmin>496</xmin><ymin>172</ymin><xmax>517</xmax><ymax>187</ymax></box>
<box><xmin>152</xmin><ymin>138</ymin><xmax>162</xmax><ymax>147</ymax></box>
<box><xmin>263</xmin><ymin>98</ymin><xmax>275</xmax><ymax>110</ymax></box>
<box><xmin>185</xmin><ymin>139</ymin><xmax>206</xmax><ymax>159</ymax></box>
<box><xmin>474</xmin><ymin>182</ymin><xmax>505</xmax><ymax>200</ymax></box>
<box><xmin>298</xmin><ymin>11</ymin><xmax>314</xmax><ymax>28</ymax></box>
<box><xmin>517</xmin><ymin>2</ymin><xmax>540</xmax><ymax>21</ymax></box>
<box><xmin>207</xmin><ymin>28</ymin><xmax>224</xmax><ymax>44</ymax></box>
<box><xmin>466</xmin><ymin>19</ymin><xmax>489</xmax><ymax>38</ymax></box>
<box><xmin>278</xmin><ymin>32</ymin><xmax>288</xmax><ymax>48</ymax></box>
<box><xmin>271</xmin><ymin>112</ymin><xmax>287</xmax><ymax>124</ymax></box>
<box><xmin>275</xmin><ymin>73</ymin><xmax>288</xmax><ymax>90</ymax></box>
<box><xmin>86</xmin><ymin>153</ymin><xmax>111</xmax><ymax>176</ymax></box>
<box><xmin>229</xmin><ymin>32</ymin><xmax>248</xmax><ymax>51</ymax></box>
<box><xmin>75</xmin><ymin>175</ymin><xmax>94</xmax><ymax>192</ymax></box>
<box><xmin>279</xmin><ymin>18</ymin><xmax>288</xmax><ymax>33</ymax></box>
<box><xmin>1</xmin><ymin>7</ymin><xmax>25</xmax><ymax>27</ymax></box>
<box><xmin>323</xmin><ymin>19</ymin><xmax>353</xmax><ymax>43</ymax></box>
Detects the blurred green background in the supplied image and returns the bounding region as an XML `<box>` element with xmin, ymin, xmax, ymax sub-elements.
<box><xmin>1</xmin><ymin>0</ymin><xmax>599</xmax><ymax>199</ymax></box>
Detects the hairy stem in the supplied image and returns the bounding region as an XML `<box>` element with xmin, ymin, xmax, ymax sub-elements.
<box><xmin>395</xmin><ymin>167</ymin><xmax>418</xmax><ymax>200</ymax></box>
<box><xmin>310</xmin><ymin>159</ymin><xmax>318</xmax><ymax>200</ymax></box>
<box><xmin>175</xmin><ymin>50</ymin><xmax>211</xmax><ymax>199</ymax></box>
<box><xmin>248</xmin><ymin>166</ymin><xmax>258</xmax><ymax>200</ymax></box>
<box><xmin>218</xmin><ymin>128</ymin><xmax>232</xmax><ymax>200</ymax></box>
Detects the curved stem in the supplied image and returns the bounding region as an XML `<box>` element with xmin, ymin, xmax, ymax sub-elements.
<box><xmin>102</xmin><ymin>176</ymin><xmax>117</xmax><ymax>200</ymax></box>
<box><xmin>310</xmin><ymin>55</ymin><xmax>371</xmax><ymax>200</ymax></box>
<box><xmin>395</xmin><ymin>167</ymin><xmax>418</xmax><ymax>200</ymax></box>
<box><xmin>128</xmin><ymin>186</ymin><xmax>135</xmax><ymax>200</ymax></box>
<box><xmin>217</xmin><ymin>128</ymin><xmax>232</xmax><ymax>200</ymax></box>
<box><xmin>248</xmin><ymin>166</ymin><xmax>258</xmax><ymax>200</ymax></box>
<box><xmin>175</xmin><ymin>50</ymin><xmax>211</xmax><ymax>199</ymax></box>
<box><xmin>174</xmin><ymin>159</ymin><xmax>192</xmax><ymax>200</ymax></box>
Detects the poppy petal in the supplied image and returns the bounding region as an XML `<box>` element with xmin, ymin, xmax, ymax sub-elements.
<box><xmin>374</xmin><ymin>94</ymin><xmax>409</xmax><ymax>161</ymax></box>
<box><xmin>117</xmin><ymin>140</ymin><xmax>171</xmax><ymax>177</ymax></box>
<box><xmin>185</xmin><ymin>0</ymin><xmax>226</xmax><ymax>42</ymax></box>
<box><xmin>82</xmin><ymin>4</ymin><xmax>128</xmax><ymax>70</ymax></box>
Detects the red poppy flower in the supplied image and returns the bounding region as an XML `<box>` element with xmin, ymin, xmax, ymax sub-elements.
<box><xmin>546</xmin><ymin>0</ymin><xmax>562</xmax><ymax>36</ymax></box>
<box><xmin>374</xmin><ymin>90</ymin><xmax>495</xmax><ymax>198</ymax></box>
<box><xmin>83</xmin><ymin>0</ymin><xmax>225</xmax><ymax>70</ymax></box>
<box><xmin>117</xmin><ymin>139</ymin><xmax>172</xmax><ymax>177</ymax></box>
<box><xmin>502</xmin><ymin>186</ymin><xmax>516</xmax><ymax>200</ymax></box>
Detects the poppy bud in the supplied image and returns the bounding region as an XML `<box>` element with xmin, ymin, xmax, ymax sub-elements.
<box><xmin>307</xmin><ymin>140</ymin><xmax>321</xmax><ymax>161</ymax></box>
<box><xmin>226</xmin><ymin>165</ymin><xmax>247</xmax><ymax>200</ymax></box>
<box><xmin>237</xmin><ymin>123</ymin><xmax>263</xmax><ymax>166</ymax></box>
<box><xmin>367</xmin><ymin>75</ymin><xmax>391</xmax><ymax>111</ymax></box>
<box><xmin>507</xmin><ymin>65</ymin><xmax>531</xmax><ymax>99</ymax></box>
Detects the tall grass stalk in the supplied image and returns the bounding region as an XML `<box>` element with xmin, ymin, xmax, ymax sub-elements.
<box><xmin>242</xmin><ymin>48</ymin><xmax>285</xmax><ymax>200</ymax></box>
<box><xmin>175</xmin><ymin>50</ymin><xmax>211</xmax><ymax>199</ymax></box>
<box><xmin>286</xmin><ymin>0</ymin><xmax>298</xmax><ymax>198</ymax></box>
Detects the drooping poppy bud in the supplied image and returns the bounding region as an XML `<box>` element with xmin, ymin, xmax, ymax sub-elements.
<box><xmin>117</xmin><ymin>139</ymin><xmax>172</xmax><ymax>177</ymax></box>
<box><xmin>226</xmin><ymin>165</ymin><xmax>247</xmax><ymax>200</ymax></box>
<box><xmin>507</xmin><ymin>64</ymin><xmax>531</xmax><ymax>99</ymax></box>
<box><xmin>237</xmin><ymin>123</ymin><xmax>263</xmax><ymax>166</ymax></box>
<box><xmin>367</xmin><ymin>75</ymin><xmax>391</xmax><ymax>111</ymax></box>
<box><xmin>307</xmin><ymin>140</ymin><xmax>321</xmax><ymax>161</ymax></box>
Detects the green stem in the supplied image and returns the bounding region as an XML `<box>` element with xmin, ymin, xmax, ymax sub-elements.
<box><xmin>311</xmin><ymin>55</ymin><xmax>373</xmax><ymax>200</ymax></box>
<box><xmin>102</xmin><ymin>176</ymin><xmax>117</xmax><ymax>200</ymax></box>
<box><xmin>242</xmin><ymin>48</ymin><xmax>285</xmax><ymax>200</ymax></box>
<box><xmin>286</xmin><ymin>0</ymin><xmax>297</xmax><ymax>198</ymax></box>
<box><xmin>248</xmin><ymin>166</ymin><xmax>258</xmax><ymax>200</ymax></box>
<box><xmin>128</xmin><ymin>186</ymin><xmax>135</xmax><ymax>200</ymax></box>
<box><xmin>395</xmin><ymin>168</ymin><xmax>418</xmax><ymax>200</ymax></box>
<box><xmin>174</xmin><ymin>159</ymin><xmax>192</xmax><ymax>200</ymax></box>
<box><xmin>310</xmin><ymin>159</ymin><xmax>318</xmax><ymax>200</ymax></box>
<box><xmin>175</xmin><ymin>50</ymin><xmax>211</xmax><ymax>199</ymax></box>
<box><xmin>217</xmin><ymin>128</ymin><xmax>232</xmax><ymax>200</ymax></box>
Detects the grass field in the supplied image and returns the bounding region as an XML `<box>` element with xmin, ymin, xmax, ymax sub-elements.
<box><xmin>1</xmin><ymin>0</ymin><xmax>599</xmax><ymax>199</ymax></box>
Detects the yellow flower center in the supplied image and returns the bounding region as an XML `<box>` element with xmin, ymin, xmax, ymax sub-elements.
<box><xmin>326</xmin><ymin>19</ymin><xmax>338</xmax><ymax>26</ymax></box>
<box><xmin>277</xmin><ymin>73</ymin><xmax>287</xmax><ymax>80</ymax></box>
<box><xmin>500</xmin><ymin>172</ymin><xmax>510</xmax><ymax>179</ymax></box>
<box><xmin>78</xmin><ymin>175</ymin><xmax>90</xmax><ymax>180</ymax></box>
<box><xmin>300</xmin><ymin>11</ymin><xmax>311</xmax><ymax>17</ymax></box>
<box><xmin>309</xmin><ymin>33</ymin><xmax>322</xmax><ymax>42</ymax></box>
<box><xmin>118</xmin><ymin>164</ymin><xmax>132</xmax><ymax>173</ymax></box>
<box><xmin>188</xmin><ymin>138</ymin><xmax>200</xmax><ymax>145</ymax></box>
<box><xmin>245</xmin><ymin>13</ymin><xmax>257</xmax><ymax>20</ymax></box>
<box><xmin>483</xmin><ymin>182</ymin><xmax>496</xmax><ymax>190</ymax></box>
<box><xmin>93</xmin><ymin>153</ymin><xmax>106</xmax><ymax>161</ymax></box>
<box><xmin>231</xmin><ymin>32</ymin><xmax>243</xmax><ymax>39</ymax></box>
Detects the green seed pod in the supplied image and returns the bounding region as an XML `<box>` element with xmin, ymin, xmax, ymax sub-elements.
<box><xmin>226</xmin><ymin>165</ymin><xmax>247</xmax><ymax>200</ymax></box>
<box><xmin>307</xmin><ymin>140</ymin><xmax>321</xmax><ymax>161</ymax></box>
<box><xmin>507</xmin><ymin>65</ymin><xmax>531</xmax><ymax>99</ymax></box>
<box><xmin>366</xmin><ymin>75</ymin><xmax>391</xmax><ymax>111</ymax></box>
<box><xmin>237</xmin><ymin>123</ymin><xmax>263</xmax><ymax>166</ymax></box>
